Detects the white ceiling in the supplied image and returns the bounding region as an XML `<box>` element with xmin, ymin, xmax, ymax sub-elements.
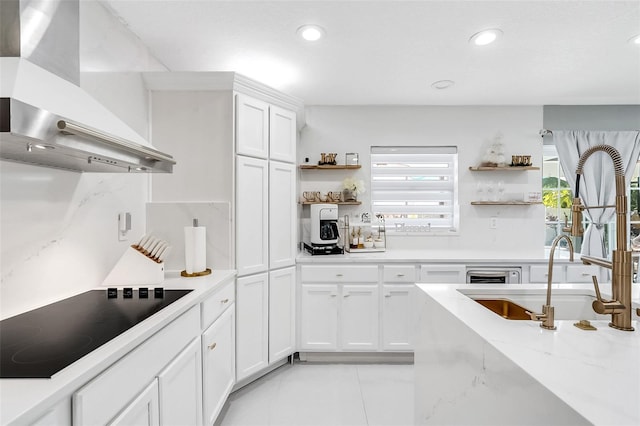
<box><xmin>101</xmin><ymin>0</ymin><xmax>640</xmax><ymax>106</ymax></box>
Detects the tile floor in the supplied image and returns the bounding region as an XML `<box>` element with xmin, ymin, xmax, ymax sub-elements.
<box><xmin>216</xmin><ymin>363</ymin><xmax>415</xmax><ymax>426</ymax></box>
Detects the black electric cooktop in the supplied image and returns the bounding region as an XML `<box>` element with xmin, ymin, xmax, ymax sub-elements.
<box><xmin>0</xmin><ymin>288</ymin><xmax>192</xmax><ymax>379</ymax></box>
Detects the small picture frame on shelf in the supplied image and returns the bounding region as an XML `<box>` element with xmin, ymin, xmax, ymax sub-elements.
<box><xmin>345</xmin><ymin>152</ymin><xmax>359</xmax><ymax>166</ymax></box>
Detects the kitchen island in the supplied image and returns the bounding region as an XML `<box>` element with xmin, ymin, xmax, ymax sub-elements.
<box><xmin>414</xmin><ymin>283</ymin><xmax>640</xmax><ymax>425</ymax></box>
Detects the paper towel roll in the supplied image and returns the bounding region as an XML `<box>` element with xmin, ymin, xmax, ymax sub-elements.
<box><xmin>184</xmin><ymin>226</ymin><xmax>206</xmax><ymax>274</ymax></box>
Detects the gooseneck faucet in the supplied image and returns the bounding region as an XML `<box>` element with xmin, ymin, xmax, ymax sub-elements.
<box><xmin>572</xmin><ymin>145</ymin><xmax>634</xmax><ymax>331</ymax></box>
<box><xmin>529</xmin><ymin>235</ymin><xmax>574</xmax><ymax>330</ymax></box>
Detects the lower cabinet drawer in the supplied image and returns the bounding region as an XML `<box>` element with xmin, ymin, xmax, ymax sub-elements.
<box><xmin>566</xmin><ymin>264</ymin><xmax>601</xmax><ymax>283</ymax></box>
<box><xmin>529</xmin><ymin>265</ymin><xmax>564</xmax><ymax>283</ymax></box>
<box><xmin>201</xmin><ymin>279</ymin><xmax>235</xmax><ymax>329</ymax></box>
<box><xmin>73</xmin><ymin>306</ymin><xmax>200</xmax><ymax>425</ymax></box>
<box><xmin>382</xmin><ymin>265</ymin><xmax>416</xmax><ymax>283</ymax></box>
<box><xmin>300</xmin><ymin>265</ymin><xmax>378</xmax><ymax>283</ymax></box>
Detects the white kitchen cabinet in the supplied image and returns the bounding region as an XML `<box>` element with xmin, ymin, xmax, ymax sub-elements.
<box><xmin>202</xmin><ymin>305</ymin><xmax>235</xmax><ymax>425</ymax></box>
<box><xmin>299</xmin><ymin>284</ymin><xmax>339</xmax><ymax>350</ymax></box>
<box><xmin>299</xmin><ymin>265</ymin><xmax>379</xmax><ymax>352</ymax></box>
<box><xmin>341</xmin><ymin>284</ymin><xmax>379</xmax><ymax>350</ymax></box>
<box><xmin>269</xmin><ymin>105</ymin><xmax>297</xmax><ymax>163</ymax></box>
<box><xmin>236</xmin><ymin>269</ymin><xmax>295</xmax><ymax>382</ymax></box>
<box><xmin>73</xmin><ymin>307</ymin><xmax>199</xmax><ymax>425</ymax></box>
<box><xmin>420</xmin><ymin>265</ymin><xmax>466</xmax><ymax>283</ymax></box>
<box><xmin>529</xmin><ymin>264</ymin><xmax>564</xmax><ymax>283</ymax></box>
<box><xmin>380</xmin><ymin>265</ymin><xmax>415</xmax><ymax>351</ymax></box>
<box><xmin>269</xmin><ymin>267</ymin><xmax>296</xmax><ymax>362</ymax></box>
<box><xmin>269</xmin><ymin>161</ymin><xmax>297</xmax><ymax>269</ymax></box>
<box><xmin>157</xmin><ymin>337</ymin><xmax>202</xmax><ymax>426</ymax></box>
<box><xmin>382</xmin><ymin>265</ymin><xmax>416</xmax><ymax>283</ymax></box>
<box><xmin>235</xmin><ymin>94</ymin><xmax>269</xmax><ymax>159</ymax></box>
<box><xmin>382</xmin><ymin>284</ymin><xmax>415</xmax><ymax>351</ymax></box>
<box><xmin>299</xmin><ymin>283</ymin><xmax>379</xmax><ymax>352</ymax></box>
<box><xmin>236</xmin><ymin>156</ymin><xmax>269</xmax><ymax>276</ymax></box>
<box><xmin>566</xmin><ymin>264</ymin><xmax>601</xmax><ymax>283</ymax></box>
<box><xmin>235</xmin><ymin>273</ymin><xmax>269</xmax><ymax>380</ymax></box>
<box><xmin>109</xmin><ymin>380</ymin><xmax>160</xmax><ymax>426</ymax></box>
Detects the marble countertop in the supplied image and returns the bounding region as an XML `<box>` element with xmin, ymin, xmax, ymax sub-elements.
<box><xmin>416</xmin><ymin>282</ymin><xmax>640</xmax><ymax>425</ymax></box>
<box><xmin>0</xmin><ymin>270</ymin><xmax>236</xmax><ymax>425</ymax></box>
<box><xmin>297</xmin><ymin>248</ymin><xmax>575</xmax><ymax>263</ymax></box>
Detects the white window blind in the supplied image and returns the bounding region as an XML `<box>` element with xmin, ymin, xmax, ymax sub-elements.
<box><xmin>370</xmin><ymin>146</ymin><xmax>459</xmax><ymax>234</ymax></box>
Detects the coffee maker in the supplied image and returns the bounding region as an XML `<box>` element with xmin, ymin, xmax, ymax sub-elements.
<box><xmin>305</xmin><ymin>204</ymin><xmax>344</xmax><ymax>255</ymax></box>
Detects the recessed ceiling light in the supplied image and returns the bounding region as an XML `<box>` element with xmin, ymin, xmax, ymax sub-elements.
<box><xmin>469</xmin><ymin>29</ymin><xmax>503</xmax><ymax>46</ymax></box>
<box><xmin>629</xmin><ymin>34</ymin><xmax>640</xmax><ymax>45</ymax></box>
<box><xmin>297</xmin><ymin>25</ymin><xmax>325</xmax><ymax>42</ymax></box>
<box><xmin>431</xmin><ymin>80</ymin><xmax>455</xmax><ymax>90</ymax></box>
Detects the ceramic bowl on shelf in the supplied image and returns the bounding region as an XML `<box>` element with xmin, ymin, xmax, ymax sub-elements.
<box><xmin>373</xmin><ymin>239</ymin><xmax>385</xmax><ymax>248</ymax></box>
<box><xmin>363</xmin><ymin>240</ymin><xmax>374</xmax><ymax>249</ymax></box>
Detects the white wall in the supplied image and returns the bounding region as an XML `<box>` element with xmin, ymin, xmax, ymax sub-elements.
<box><xmin>299</xmin><ymin>106</ymin><xmax>546</xmax><ymax>258</ymax></box>
<box><xmin>149</xmin><ymin>90</ymin><xmax>234</xmax><ymax>203</ymax></box>
<box><xmin>0</xmin><ymin>163</ymin><xmax>148</xmax><ymax>319</ymax></box>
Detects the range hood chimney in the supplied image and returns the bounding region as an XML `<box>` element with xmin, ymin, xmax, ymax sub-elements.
<box><xmin>0</xmin><ymin>0</ymin><xmax>175</xmax><ymax>173</ymax></box>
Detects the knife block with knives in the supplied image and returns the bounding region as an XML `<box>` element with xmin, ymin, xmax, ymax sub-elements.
<box><xmin>103</xmin><ymin>235</ymin><xmax>170</xmax><ymax>285</ymax></box>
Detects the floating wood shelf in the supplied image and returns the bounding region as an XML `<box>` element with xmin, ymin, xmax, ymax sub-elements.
<box><xmin>299</xmin><ymin>201</ymin><xmax>362</xmax><ymax>205</ymax></box>
<box><xmin>299</xmin><ymin>165</ymin><xmax>362</xmax><ymax>170</ymax></box>
<box><xmin>469</xmin><ymin>166</ymin><xmax>540</xmax><ymax>171</ymax></box>
<box><xmin>471</xmin><ymin>201</ymin><xmax>543</xmax><ymax>205</ymax></box>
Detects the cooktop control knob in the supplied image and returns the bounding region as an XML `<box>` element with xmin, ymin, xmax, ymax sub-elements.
<box><xmin>139</xmin><ymin>288</ymin><xmax>149</xmax><ymax>298</ymax></box>
<box><xmin>107</xmin><ymin>288</ymin><xmax>118</xmax><ymax>298</ymax></box>
<box><xmin>123</xmin><ymin>288</ymin><xmax>133</xmax><ymax>298</ymax></box>
<box><xmin>154</xmin><ymin>287</ymin><xmax>164</xmax><ymax>298</ymax></box>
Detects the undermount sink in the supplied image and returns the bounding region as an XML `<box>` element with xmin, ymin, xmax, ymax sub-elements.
<box><xmin>461</xmin><ymin>288</ymin><xmax>609</xmax><ymax>321</ymax></box>
<box><xmin>474</xmin><ymin>299</ymin><xmax>532</xmax><ymax>320</ymax></box>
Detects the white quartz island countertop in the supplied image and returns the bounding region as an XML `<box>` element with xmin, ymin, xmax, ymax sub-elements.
<box><xmin>0</xmin><ymin>270</ymin><xmax>236</xmax><ymax>425</ymax></box>
<box><xmin>414</xmin><ymin>283</ymin><xmax>640</xmax><ymax>425</ymax></box>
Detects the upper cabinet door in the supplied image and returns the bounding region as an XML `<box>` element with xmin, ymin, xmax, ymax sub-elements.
<box><xmin>269</xmin><ymin>106</ymin><xmax>297</xmax><ymax>163</ymax></box>
<box><xmin>236</xmin><ymin>156</ymin><xmax>269</xmax><ymax>276</ymax></box>
<box><xmin>269</xmin><ymin>161</ymin><xmax>296</xmax><ymax>269</ymax></box>
<box><xmin>236</xmin><ymin>94</ymin><xmax>269</xmax><ymax>159</ymax></box>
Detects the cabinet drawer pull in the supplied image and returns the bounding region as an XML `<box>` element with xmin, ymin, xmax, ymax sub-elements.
<box><xmin>221</xmin><ymin>298</ymin><xmax>230</xmax><ymax>303</ymax></box>
<box><xmin>343</xmin><ymin>293</ymin><xmax>351</xmax><ymax>298</ymax></box>
<box><xmin>396</xmin><ymin>273</ymin><xmax>405</xmax><ymax>277</ymax></box>
<box><xmin>330</xmin><ymin>293</ymin><xmax>337</xmax><ymax>297</ymax></box>
<box><xmin>384</xmin><ymin>293</ymin><xmax>392</xmax><ymax>297</ymax></box>
<box><xmin>336</xmin><ymin>273</ymin><xmax>343</xmax><ymax>277</ymax></box>
<box><xmin>208</xmin><ymin>342</ymin><xmax>217</xmax><ymax>351</ymax></box>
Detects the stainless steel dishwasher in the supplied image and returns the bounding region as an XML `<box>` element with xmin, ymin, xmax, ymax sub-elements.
<box><xmin>466</xmin><ymin>267</ymin><xmax>522</xmax><ymax>284</ymax></box>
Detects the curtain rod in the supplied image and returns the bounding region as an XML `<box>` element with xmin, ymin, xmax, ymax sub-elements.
<box><xmin>539</xmin><ymin>129</ymin><xmax>640</xmax><ymax>137</ymax></box>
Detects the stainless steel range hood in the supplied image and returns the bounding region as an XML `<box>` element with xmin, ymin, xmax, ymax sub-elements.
<box><xmin>0</xmin><ymin>0</ymin><xmax>175</xmax><ymax>173</ymax></box>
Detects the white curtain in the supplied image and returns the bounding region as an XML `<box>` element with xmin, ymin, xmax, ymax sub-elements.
<box><xmin>554</xmin><ymin>130</ymin><xmax>640</xmax><ymax>257</ymax></box>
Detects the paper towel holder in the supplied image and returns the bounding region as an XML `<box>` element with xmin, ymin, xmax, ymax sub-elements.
<box><xmin>180</xmin><ymin>268</ymin><xmax>212</xmax><ymax>277</ymax></box>
<box><xmin>182</xmin><ymin>217</ymin><xmax>211</xmax><ymax>277</ymax></box>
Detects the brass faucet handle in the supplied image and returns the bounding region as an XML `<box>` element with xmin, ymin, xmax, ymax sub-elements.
<box><xmin>526</xmin><ymin>306</ymin><xmax>556</xmax><ymax>330</ymax></box>
<box><xmin>526</xmin><ymin>310</ymin><xmax>545</xmax><ymax>321</ymax></box>
<box><xmin>591</xmin><ymin>275</ymin><xmax>626</xmax><ymax>314</ymax></box>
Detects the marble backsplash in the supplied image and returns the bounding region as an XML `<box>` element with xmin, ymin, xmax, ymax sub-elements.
<box><xmin>146</xmin><ymin>202</ymin><xmax>232</xmax><ymax>273</ymax></box>
<box><xmin>0</xmin><ymin>161</ymin><xmax>148</xmax><ymax>320</ymax></box>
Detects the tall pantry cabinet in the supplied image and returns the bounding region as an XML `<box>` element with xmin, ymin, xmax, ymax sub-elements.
<box><xmin>147</xmin><ymin>73</ymin><xmax>301</xmax><ymax>387</ymax></box>
<box><xmin>234</xmin><ymin>93</ymin><xmax>297</xmax><ymax>383</ymax></box>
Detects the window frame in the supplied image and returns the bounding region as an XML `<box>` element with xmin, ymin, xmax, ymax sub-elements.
<box><xmin>543</xmin><ymin>144</ymin><xmax>639</xmax><ymax>254</ymax></box>
<box><xmin>370</xmin><ymin>146</ymin><xmax>459</xmax><ymax>236</ymax></box>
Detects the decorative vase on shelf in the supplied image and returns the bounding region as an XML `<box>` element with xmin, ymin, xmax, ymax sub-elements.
<box><xmin>343</xmin><ymin>188</ymin><xmax>357</xmax><ymax>202</ymax></box>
